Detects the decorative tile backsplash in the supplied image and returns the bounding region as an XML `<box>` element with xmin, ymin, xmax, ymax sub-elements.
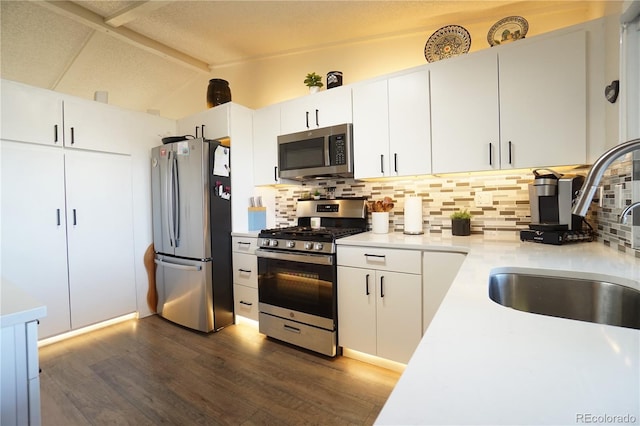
<box><xmin>271</xmin><ymin>162</ymin><xmax>638</xmax><ymax>256</ymax></box>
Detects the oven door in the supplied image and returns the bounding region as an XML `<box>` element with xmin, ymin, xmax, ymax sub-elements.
<box><xmin>256</xmin><ymin>249</ymin><xmax>336</xmax><ymax>330</ymax></box>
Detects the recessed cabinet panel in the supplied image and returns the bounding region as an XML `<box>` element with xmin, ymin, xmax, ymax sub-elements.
<box><xmin>65</xmin><ymin>150</ymin><xmax>136</xmax><ymax>329</ymax></box>
<box><xmin>280</xmin><ymin>86</ymin><xmax>352</xmax><ymax>135</ymax></box>
<box><xmin>0</xmin><ymin>141</ymin><xmax>71</xmax><ymax>338</ymax></box>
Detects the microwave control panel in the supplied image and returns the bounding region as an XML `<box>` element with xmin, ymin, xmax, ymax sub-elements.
<box><xmin>330</xmin><ymin>134</ymin><xmax>347</xmax><ymax>165</ymax></box>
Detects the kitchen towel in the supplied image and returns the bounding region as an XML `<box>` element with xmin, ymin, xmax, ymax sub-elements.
<box><xmin>404</xmin><ymin>196</ymin><xmax>424</xmax><ymax>234</ymax></box>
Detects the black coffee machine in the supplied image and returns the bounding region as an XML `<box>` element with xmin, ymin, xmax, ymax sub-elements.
<box><xmin>520</xmin><ymin>169</ymin><xmax>593</xmax><ymax>245</ymax></box>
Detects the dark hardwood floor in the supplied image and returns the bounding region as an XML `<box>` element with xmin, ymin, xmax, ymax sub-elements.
<box><xmin>39</xmin><ymin>316</ymin><xmax>400</xmax><ymax>425</ymax></box>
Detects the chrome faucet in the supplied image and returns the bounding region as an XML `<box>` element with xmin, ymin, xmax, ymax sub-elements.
<box><xmin>619</xmin><ymin>201</ymin><xmax>640</xmax><ymax>224</ymax></box>
<box><xmin>572</xmin><ymin>138</ymin><xmax>640</xmax><ymax>220</ymax></box>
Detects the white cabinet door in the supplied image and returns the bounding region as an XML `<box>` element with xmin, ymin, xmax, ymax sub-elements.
<box><xmin>388</xmin><ymin>70</ymin><xmax>432</xmax><ymax>176</ymax></box>
<box><xmin>0</xmin><ymin>141</ymin><xmax>71</xmax><ymax>338</ymax></box>
<box><xmin>375</xmin><ymin>270</ymin><xmax>422</xmax><ymax>364</ymax></box>
<box><xmin>1</xmin><ymin>80</ymin><xmax>63</xmax><ymax>147</ymax></box>
<box><xmin>65</xmin><ymin>150</ymin><xmax>136</xmax><ymax>329</ymax></box>
<box><xmin>280</xmin><ymin>86</ymin><xmax>352</xmax><ymax>134</ymax></box>
<box><xmin>431</xmin><ymin>52</ymin><xmax>500</xmax><ymax>174</ymax></box>
<box><xmin>63</xmin><ymin>98</ymin><xmax>132</xmax><ymax>154</ymax></box>
<box><xmin>352</xmin><ymin>79</ymin><xmax>391</xmax><ymax>179</ymax></box>
<box><xmin>499</xmin><ymin>30</ymin><xmax>586</xmax><ymax>168</ymax></box>
<box><xmin>253</xmin><ymin>104</ymin><xmax>281</xmax><ymax>185</ymax></box>
<box><xmin>337</xmin><ymin>266</ymin><xmax>377</xmax><ymax>355</ymax></box>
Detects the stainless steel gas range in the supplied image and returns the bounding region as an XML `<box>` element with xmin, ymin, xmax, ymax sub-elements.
<box><xmin>256</xmin><ymin>198</ymin><xmax>368</xmax><ymax>356</ymax></box>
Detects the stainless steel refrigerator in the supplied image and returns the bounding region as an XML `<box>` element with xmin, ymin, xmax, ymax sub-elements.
<box><xmin>151</xmin><ymin>138</ymin><xmax>233</xmax><ymax>332</ymax></box>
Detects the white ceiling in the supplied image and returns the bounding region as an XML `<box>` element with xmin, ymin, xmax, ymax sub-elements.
<box><xmin>0</xmin><ymin>1</ymin><xmax>623</xmax><ymax>118</ymax></box>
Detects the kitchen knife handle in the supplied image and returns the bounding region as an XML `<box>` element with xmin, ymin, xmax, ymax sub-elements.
<box><xmin>380</xmin><ymin>276</ymin><xmax>385</xmax><ymax>298</ymax></box>
<box><xmin>56</xmin><ymin>209</ymin><xmax>61</xmax><ymax>226</ymax></box>
<box><xmin>54</xmin><ymin>125</ymin><xmax>58</xmax><ymax>143</ymax></box>
<box><xmin>394</xmin><ymin>153</ymin><xmax>398</xmax><ymax>173</ymax></box>
<box><xmin>508</xmin><ymin>141</ymin><xmax>513</xmax><ymax>164</ymax></box>
<box><xmin>365</xmin><ymin>273</ymin><xmax>370</xmax><ymax>295</ymax></box>
<box><xmin>72</xmin><ymin>209</ymin><xmax>77</xmax><ymax>226</ymax></box>
<box><xmin>70</xmin><ymin>127</ymin><xmax>75</xmax><ymax>145</ymax></box>
<box><xmin>380</xmin><ymin>155</ymin><xmax>384</xmax><ymax>174</ymax></box>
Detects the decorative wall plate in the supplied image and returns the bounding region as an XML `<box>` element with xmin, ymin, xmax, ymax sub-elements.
<box><xmin>424</xmin><ymin>25</ymin><xmax>471</xmax><ymax>62</ymax></box>
<box><xmin>487</xmin><ymin>16</ymin><xmax>528</xmax><ymax>46</ymax></box>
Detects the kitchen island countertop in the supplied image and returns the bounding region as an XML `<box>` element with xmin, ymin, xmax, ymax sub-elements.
<box><xmin>336</xmin><ymin>232</ymin><xmax>640</xmax><ymax>425</ymax></box>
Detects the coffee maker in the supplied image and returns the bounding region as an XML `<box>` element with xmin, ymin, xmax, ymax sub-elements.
<box><xmin>520</xmin><ymin>169</ymin><xmax>593</xmax><ymax>245</ymax></box>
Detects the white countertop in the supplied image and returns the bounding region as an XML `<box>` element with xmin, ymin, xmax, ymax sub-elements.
<box><xmin>1</xmin><ymin>279</ymin><xmax>46</xmax><ymax>328</ymax></box>
<box><xmin>337</xmin><ymin>232</ymin><xmax>640</xmax><ymax>425</ymax></box>
<box><xmin>231</xmin><ymin>231</ymin><xmax>259</xmax><ymax>238</ymax></box>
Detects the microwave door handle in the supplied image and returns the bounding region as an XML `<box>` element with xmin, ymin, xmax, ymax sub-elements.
<box><xmin>324</xmin><ymin>138</ymin><xmax>331</xmax><ymax>166</ymax></box>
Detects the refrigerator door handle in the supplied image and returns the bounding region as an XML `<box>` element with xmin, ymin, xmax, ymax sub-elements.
<box><xmin>166</xmin><ymin>152</ymin><xmax>175</xmax><ymax>247</ymax></box>
<box><xmin>173</xmin><ymin>153</ymin><xmax>181</xmax><ymax>247</ymax></box>
<box><xmin>154</xmin><ymin>258</ymin><xmax>202</xmax><ymax>272</ymax></box>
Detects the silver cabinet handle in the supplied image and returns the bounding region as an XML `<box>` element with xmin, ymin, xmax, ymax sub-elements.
<box><xmin>154</xmin><ymin>259</ymin><xmax>202</xmax><ymax>271</ymax></box>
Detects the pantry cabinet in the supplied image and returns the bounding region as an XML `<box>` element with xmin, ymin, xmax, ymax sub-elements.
<box><xmin>0</xmin><ymin>141</ymin><xmax>136</xmax><ymax>337</ymax></box>
<box><xmin>337</xmin><ymin>246</ymin><xmax>422</xmax><ymax>364</ymax></box>
<box><xmin>352</xmin><ymin>70</ymin><xmax>431</xmax><ymax>179</ymax></box>
<box><xmin>279</xmin><ymin>85</ymin><xmax>352</xmax><ymax>134</ymax></box>
<box><xmin>231</xmin><ymin>236</ymin><xmax>259</xmax><ymax>321</ymax></box>
<box><xmin>431</xmin><ymin>30</ymin><xmax>586</xmax><ymax>173</ymax></box>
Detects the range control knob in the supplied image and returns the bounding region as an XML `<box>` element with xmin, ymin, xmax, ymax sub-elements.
<box><xmin>304</xmin><ymin>242</ymin><xmax>313</xmax><ymax>250</ymax></box>
<box><xmin>286</xmin><ymin>241</ymin><xmax>295</xmax><ymax>248</ymax></box>
<box><xmin>269</xmin><ymin>239</ymin><xmax>279</xmax><ymax>247</ymax></box>
<box><xmin>314</xmin><ymin>243</ymin><xmax>324</xmax><ymax>251</ymax></box>
<box><xmin>261</xmin><ymin>238</ymin><xmax>270</xmax><ymax>247</ymax></box>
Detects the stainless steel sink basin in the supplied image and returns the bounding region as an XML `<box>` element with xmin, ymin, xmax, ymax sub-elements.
<box><xmin>488</xmin><ymin>271</ymin><xmax>640</xmax><ymax>330</ymax></box>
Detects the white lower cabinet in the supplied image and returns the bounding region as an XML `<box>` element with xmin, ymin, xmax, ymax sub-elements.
<box><xmin>422</xmin><ymin>251</ymin><xmax>466</xmax><ymax>333</ymax></box>
<box><xmin>337</xmin><ymin>246</ymin><xmax>422</xmax><ymax>364</ymax></box>
<box><xmin>1</xmin><ymin>141</ymin><xmax>136</xmax><ymax>338</ymax></box>
<box><xmin>232</xmin><ymin>236</ymin><xmax>258</xmax><ymax>321</ymax></box>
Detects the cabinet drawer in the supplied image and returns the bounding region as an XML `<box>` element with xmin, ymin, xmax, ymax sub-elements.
<box><xmin>234</xmin><ymin>284</ymin><xmax>258</xmax><ymax>321</ymax></box>
<box><xmin>232</xmin><ymin>236</ymin><xmax>257</xmax><ymax>254</ymax></box>
<box><xmin>337</xmin><ymin>246</ymin><xmax>421</xmax><ymax>274</ymax></box>
<box><xmin>232</xmin><ymin>252</ymin><xmax>257</xmax><ymax>288</ymax></box>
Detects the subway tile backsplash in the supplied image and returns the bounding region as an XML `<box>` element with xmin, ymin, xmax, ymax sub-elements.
<box><xmin>271</xmin><ymin>160</ymin><xmax>638</xmax><ymax>257</ymax></box>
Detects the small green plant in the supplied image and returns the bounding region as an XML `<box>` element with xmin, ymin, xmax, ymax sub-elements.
<box><xmin>304</xmin><ymin>72</ymin><xmax>324</xmax><ymax>88</ymax></box>
<box><xmin>450</xmin><ymin>209</ymin><xmax>471</xmax><ymax>220</ymax></box>
<box><xmin>314</xmin><ymin>189</ymin><xmax>321</xmax><ymax>196</ymax></box>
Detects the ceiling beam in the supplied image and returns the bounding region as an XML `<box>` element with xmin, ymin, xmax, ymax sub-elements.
<box><xmin>34</xmin><ymin>0</ymin><xmax>210</xmax><ymax>74</ymax></box>
<box><xmin>104</xmin><ymin>1</ymin><xmax>168</xmax><ymax>28</ymax></box>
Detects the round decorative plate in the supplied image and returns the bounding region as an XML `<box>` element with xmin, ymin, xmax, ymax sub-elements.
<box><xmin>487</xmin><ymin>16</ymin><xmax>528</xmax><ymax>46</ymax></box>
<box><xmin>424</xmin><ymin>25</ymin><xmax>471</xmax><ymax>62</ymax></box>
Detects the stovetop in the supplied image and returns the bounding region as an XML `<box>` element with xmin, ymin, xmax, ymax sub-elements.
<box><xmin>258</xmin><ymin>226</ymin><xmax>366</xmax><ymax>254</ymax></box>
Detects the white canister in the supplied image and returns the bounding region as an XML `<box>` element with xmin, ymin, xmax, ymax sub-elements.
<box><xmin>403</xmin><ymin>196</ymin><xmax>424</xmax><ymax>235</ymax></box>
<box><xmin>371</xmin><ymin>212</ymin><xmax>389</xmax><ymax>234</ymax></box>
<box><xmin>310</xmin><ymin>217</ymin><xmax>321</xmax><ymax>229</ymax></box>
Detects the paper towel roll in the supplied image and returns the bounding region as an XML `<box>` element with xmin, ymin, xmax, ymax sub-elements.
<box><xmin>404</xmin><ymin>196</ymin><xmax>423</xmax><ymax>234</ymax></box>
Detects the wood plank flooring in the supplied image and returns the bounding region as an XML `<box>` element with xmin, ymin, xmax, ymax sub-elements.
<box><xmin>39</xmin><ymin>316</ymin><xmax>400</xmax><ymax>425</ymax></box>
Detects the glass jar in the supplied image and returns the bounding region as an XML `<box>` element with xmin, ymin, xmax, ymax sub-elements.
<box><xmin>206</xmin><ymin>79</ymin><xmax>231</xmax><ymax>108</ymax></box>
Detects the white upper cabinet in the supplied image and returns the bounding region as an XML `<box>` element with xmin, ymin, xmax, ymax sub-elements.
<box><xmin>352</xmin><ymin>79</ymin><xmax>390</xmax><ymax>179</ymax></box>
<box><xmin>1</xmin><ymin>80</ymin><xmax>63</xmax><ymax>146</ymax></box>
<box><xmin>431</xmin><ymin>30</ymin><xmax>586</xmax><ymax>173</ymax></box>
<box><xmin>431</xmin><ymin>52</ymin><xmax>500</xmax><ymax>173</ymax></box>
<box><xmin>279</xmin><ymin>86</ymin><xmax>352</xmax><ymax>134</ymax></box>
<box><xmin>252</xmin><ymin>104</ymin><xmax>281</xmax><ymax>185</ymax></box>
<box><xmin>63</xmin><ymin>97</ymin><xmax>132</xmax><ymax>154</ymax></box>
<box><xmin>353</xmin><ymin>70</ymin><xmax>432</xmax><ymax>179</ymax></box>
<box><xmin>498</xmin><ymin>30</ymin><xmax>586</xmax><ymax>168</ymax></box>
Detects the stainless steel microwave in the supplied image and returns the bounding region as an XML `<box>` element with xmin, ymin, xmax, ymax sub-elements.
<box><xmin>277</xmin><ymin>123</ymin><xmax>353</xmax><ymax>181</ymax></box>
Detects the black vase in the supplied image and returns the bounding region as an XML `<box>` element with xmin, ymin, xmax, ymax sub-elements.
<box><xmin>451</xmin><ymin>218</ymin><xmax>471</xmax><ymax>236</ymax></box>
<box><xmin>206</xmin><ymin>79</ymin><xmax>231</xmax><ymax>108</ymax></box>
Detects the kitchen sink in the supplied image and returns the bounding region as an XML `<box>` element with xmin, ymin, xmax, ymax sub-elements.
<box><xmin>488</xmin><ymin>270</ymin><xmax>640</xmax><ymax>330</ymax></box>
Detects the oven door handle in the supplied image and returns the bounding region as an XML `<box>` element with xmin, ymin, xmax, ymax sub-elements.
<box><xmin>256</xmin><ymin>249</ymin><xmax>334</xmax><ymax>266</ymax></box>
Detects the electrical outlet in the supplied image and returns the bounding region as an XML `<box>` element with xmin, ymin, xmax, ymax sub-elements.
<box><xmin>475</xmin><ymin>192</ymin><xmax>493</xmax><ymax>207</ymax></box>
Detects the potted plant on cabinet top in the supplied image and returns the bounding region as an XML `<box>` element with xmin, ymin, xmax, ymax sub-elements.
<box><xmin>450</xmin><ymin>209</ymin><xmax>472</xmax><ymax>236</ymax></box>
<box><xmin>304</xmin><ymin>72</ymin><xmax>324</xmax><ymax>93</ymax></box>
